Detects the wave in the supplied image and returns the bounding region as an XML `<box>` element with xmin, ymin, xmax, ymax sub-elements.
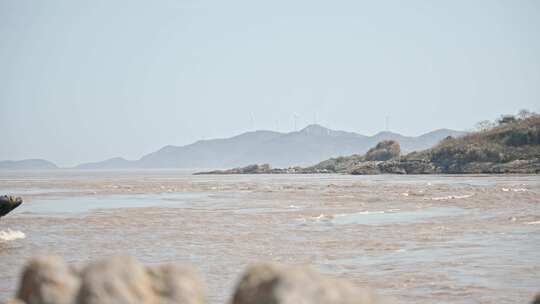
<box><xmin>501</xmin><ymin>188</ymin><xmax>527</xmax><ymax>192</ymax></box>
<box><xmin>428</xmin><ymin>194</ymin><xmax>473</xmax><ymax>201</ymax></box>
<box><xmin>0</xmin><ymin>229</ymin><xmax>26</xmax><ymax>242</ymax></box>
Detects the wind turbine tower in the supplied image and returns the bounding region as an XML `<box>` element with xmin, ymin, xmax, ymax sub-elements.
<box><xmin>293</xmin><ymin>113</ymin><xmax>299</xmax><ymax>131</ymax></box>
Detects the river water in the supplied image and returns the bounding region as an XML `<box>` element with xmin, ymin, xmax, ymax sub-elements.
<box><xmin>0</xmin><ymin>170</ymin><xmax>539</xmax><ymax>303</ymax></box>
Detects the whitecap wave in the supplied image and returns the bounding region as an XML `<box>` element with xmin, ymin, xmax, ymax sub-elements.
<box><xmin>429</xmin><ymin>194</ymin><xmax>473</xmax><ymax>200</ymax></box>
<box><xmin>335</xmin><ymin>210</ymin><xmax>385</xmax><ymax>217</ymax></box>
<box><xmin>502</xmin><ymin>188</ymin><xmax>527</xmax><ymax>192</ymax></box>
<box><xmin>0</xmin><ymin>229</ymin><xmax>26</xmax><ymax>242</ymax></box>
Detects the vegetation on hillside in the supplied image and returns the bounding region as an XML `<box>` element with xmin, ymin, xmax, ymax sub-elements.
<box><xmin>364</xmin><ymin>140</ymin><xmax>401</xmax><ymax>161</ymax></box>
<box><xmin>408</xmin><ymin>111</ymin><xmax>540</xmax><ymax>172</ymax></box>
<box><xmin>196</xmin><ymin>110</ymin><xmax>540</xmax><ymax>175</ymax></box>
<box><xmin>308</xmin><ymin>110</ymin><xmax>540</xmax><ymax>174</ymax></box>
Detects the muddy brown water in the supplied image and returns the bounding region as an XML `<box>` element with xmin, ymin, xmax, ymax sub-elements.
<box><xmin>1</xmin><ymin>170</ymin><xmax>539</xmax><ymax>303</ymax></box>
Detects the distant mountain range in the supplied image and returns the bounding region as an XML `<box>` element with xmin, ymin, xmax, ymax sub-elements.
<box><xmin>1</xmin><ymin>125</ymin><xmax>466</xmax><ymax>170</ymax></box>
<box><xmin>0</xmin><ymin>159</ymin><xmax>58</xmax><ymax>170</ymax></box>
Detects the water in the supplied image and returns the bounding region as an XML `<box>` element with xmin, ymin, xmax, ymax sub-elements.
<box><xmin>322</xmin><ymin>206</ymin><xmax>469</xmax><ymax>226</ymax></box>
<box><xmin>0</xmin><ymin>170</ymin><xmax>539</xmax><ymax>303</ymax></box>
<box><xmin>17</xmin><ymin>192</ymin><xmax>208</xmax><ymax>214</ymax></box>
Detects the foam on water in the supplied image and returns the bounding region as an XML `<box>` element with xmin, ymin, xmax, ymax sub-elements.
<box><xmin>501</xmin><ymin>188</ymin><xmax>528</xmax><ymax>192</ymax></box>
<box><xmin>0</xmin><ymin>229</ymin><xmax>26</xmax><ymax>242</ymax></box>
<box><xmin>428</xmin><ymin>194</ymin><xmax>474</xmax><ymax>200</ymax></box>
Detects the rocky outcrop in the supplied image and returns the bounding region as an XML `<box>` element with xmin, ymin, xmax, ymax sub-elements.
<box><xmin>348</xmin><ymin>161</ymin><xmax>386</xmax><ymax>175</ymax></box>
<box><xmin>232</xmin><ymin>263</ymin><xmax>382</xmax><ymax>304</ymax></box>
<box><xmin>349</xmin><ymin>159</ymin><xmax>439</xmax><ymax>175</ymax></box>
<box><xmin>0</xmin><ymin>195</ymin><xmax>23</xmax><ymax>218</ymax></box>
<box><xmin>364</xmin><ymin>140</ymin><xmax>401</xmax><ymax>161</ymax></box>
<box><xmin>196</xmin><ymin>115</ymin><xmax>540</xmax><ymax>175</ymax></box>
<box><xmin>10</xmin><ymin>256</ymin><xmax>205</xmax><ymax>304</ymax></box>
<box><xmin>195</xmin><ymin>164</ymin><xmax>301</xmax><ymax>175</ymax></box>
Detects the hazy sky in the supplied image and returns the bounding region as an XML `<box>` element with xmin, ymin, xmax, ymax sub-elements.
<box><xmin>1</xmin><ymin>0</ymin><xmax>539</xmax><ymax>166</ymax></box>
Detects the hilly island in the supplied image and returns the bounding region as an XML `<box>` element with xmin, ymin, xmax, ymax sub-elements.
<box><xmin>198</xmin><ymin>112</ymin><xmax>540</xmax><ymax>175</ymax></box>
<box><xmin>1</xmin><ymin>126</ymin><xmax>465</xmax><ymax>170</ymax></box>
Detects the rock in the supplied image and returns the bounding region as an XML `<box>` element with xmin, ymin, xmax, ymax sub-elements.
<box><xmin>398</xmin><ymin>159</ymin><xmax>439</xmax><ymax>174</ymax></box>
<box><xmin>3</xmin><ymin>299</ymin><xmax>26</xmax><ymax>304</ymax></box>
<box><xmin>0</xmin><ymin>195</ymin><xmax>23</xmax><ymax>218</ymax></box>
<box><xmin>13</xmin><ymin>255</ymin><xmax>207</xmax><ymax>304</ymax></box>
<box><xmin>77</xmin><ymin>256</ymin><xmax>155</xmax><ymax>304</ymax></box>
<box><xmin>349</xmin><ymin>162</ymin><xmax>383</xmax><ymax>175</ymax></box>
<box><xmin>365</xmin><ymin>141</ymin><xmax>401</xmax><ymax>161</ymax></box>
<box><xmin>493</xmin><ymin>159</ymin><xmax>540</xmax><ymax>174</ymax></box>
<box><xmin>16</xmin><ymin>255</ymin><xmax>80</xmax><ymax>304</ymax></box>
<box><xmin>147</xmin><ymin>264</ymin><xmax>206</xmax><ymax>304</ymax></box>
<box><xmin>231</xmin><ymin>263</ymin><xmax>382</xmax><ymax>304</ymax></box>
<box><xmin>377</xmin><ymin>161</ymin><xmax>407</xmax><ymax>174</ymax></box>
<box><xmin>195</xmin><ymin>164</ymin><xmax>286</xmax><ymax>175</ymax></box>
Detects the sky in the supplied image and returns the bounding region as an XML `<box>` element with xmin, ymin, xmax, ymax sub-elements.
<box><xmin>1</xmin><ymin>0</ymin><xmax>539</xmax><ymax>167</ymax></box>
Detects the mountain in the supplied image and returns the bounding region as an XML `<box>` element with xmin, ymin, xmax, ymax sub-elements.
<box><xmin>78</xmin><ymin>125</ymin><xmax>466</xmax><ymax>169</ymax></box>
<box><xmin>0</xmin><ymin>159</ymin><xmax>58</xmax><ymax>170</ymax></box>
<box><xmin>371</xmin><ymin>129</ymin><xmax>466</xmax><ymax>151</ymax></box>
<box><xmin>75</xmin><ymin>157</ymin><xmax>135</xmax><ymax>169</ymax></box>
<box><xmin>306</xmin><ymin>115</ymin><xmax>540</xmax><ymax>174</ymax></box>
<box><xmin>138</xmin><ymin>130</ymin><xmax>282</xmax><ymax>168</ymax></box>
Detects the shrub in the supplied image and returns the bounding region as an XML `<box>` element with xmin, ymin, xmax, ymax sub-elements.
<box><xmin>505</xmin><ymin>130</ymin><xmax>530</xmax><ymax>146</ymax></box>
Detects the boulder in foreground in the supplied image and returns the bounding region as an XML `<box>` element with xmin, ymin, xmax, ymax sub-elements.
<box><xmin>12</xmin><ymin>255</ymin><xmax>205</xmax><ymax>304</ymax></box>
<box><xmin>231</xmin><ymin>263</ymin><xmax>383</xmax><ymax>304</ymax></box>
<box><xmin>16</xmin><ymin>255</ymin><xmax>80</xmax><ymax>304</ymax></box>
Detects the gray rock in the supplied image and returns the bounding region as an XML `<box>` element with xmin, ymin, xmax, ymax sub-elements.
<box><xmin>398</xmin><ymin>159</ymin><xmax>439</xmax><ymax>174</ymax></box>
<box><xmin>12</xmin><ymin>256</ymin><xmax>207</xmax><ymax>304</ymax></box>
<box><xmin>349</xmin><ymin>162</ymin><xmax>383</xmax><ymax>175</ymax></box>
<box><xmin>77</xmin><ymin>256</ymin><xmax>156</xmax><ymax>304</ymax></box>
<box><xmin>147</xmin><ymin>264</ymin><xmax>206</xmax><ymax>304</ymax></box>
<box><xmin>231</xmin><ymin>263</ymin><xmax>382</xmax><ymax>304</ymax></box>
<box><xmin>16</xmin><ymin>255</ymin><xmax>80</xmax><ymax>304</ymax></box>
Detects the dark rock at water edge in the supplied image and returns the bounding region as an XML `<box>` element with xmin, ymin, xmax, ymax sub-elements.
<box><xmin>0</xmin><ymin>195</ymin><xmax>23</xmax><ymax>218</ymax></box>
<box><xmin>195</xmin><ymin>164</ymin><xmax>303</xmax><ymax>175</ymax></box>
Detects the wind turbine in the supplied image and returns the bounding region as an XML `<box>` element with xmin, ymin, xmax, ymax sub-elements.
<box><xmin>293</xmin><ymin>113</ymin><xmax>299</xmax><ymax>131</ymax></box>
